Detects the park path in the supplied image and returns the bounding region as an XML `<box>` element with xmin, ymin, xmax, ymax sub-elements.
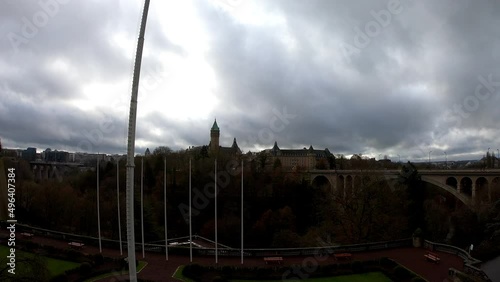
<box><xmin>0</xmin><ymin>230</ymin><xmax>464</xmax><ymax>281</ymax></box>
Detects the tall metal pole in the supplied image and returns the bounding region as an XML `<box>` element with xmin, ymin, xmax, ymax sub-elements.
<box><xmin>241</xmin><ymin>159</ymin><xmax>244</xmax><ymax>265</ymax></box>
<box><xmin>189</xmin><ymin>159</ymin><xmax>192</xmax><ymax>262</ymax></box>
<box><xmin>141</xmin><ymin>157</ymin><xmax>145</xmax><ymax>258</ymax></box>
<box><xmin>97</xmin><ymin>156</ymin><xmax>102</xmax><ymax>253</ymax></box>
<box><xmin>164</xmin><ymin>157</ymin><xmax>168</xmax><ymax>260</ymax></box>
<box><xmin>117</xmin><ymin>161</ymin><xmax>123</xmax><ymax>255</ymax></box>
<box><xmin>215</xmin><ymin>159</ymin><xmax>218</xmax><ymax>264</ymax></box>
<box><xmin>126</xmin><ymin>1</ymin><xmax>150</xmax><ymax>279</ymax></box>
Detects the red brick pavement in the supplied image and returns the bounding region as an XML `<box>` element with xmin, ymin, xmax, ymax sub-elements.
<box><xmin>1</xmin><ymin>230</ymin><xmax>464</xmax><ymax>282</ymax></box>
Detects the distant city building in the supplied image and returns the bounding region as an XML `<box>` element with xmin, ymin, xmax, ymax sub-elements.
<box><xmin>22</xmin><ymin>147</ymin><xmax>37</xmax><ymax>161</ymax></box>
<box><xmin>190</xmin><ymin>119</ymin><xmax>241</xmax><ymax>157</ymax></box>
<box><xmin>263</xmin><ymin>142</ymin><xmax>334</xmax><ymax>170</ymax></box>
<box><xmin>145</xmin><ymin>148</ymin><xmax>151</xmax><ymax>156</ymax></box>
<box><xmin>43</xmin><ymin>148</ymin><xmax>69</xmax><ymax>162</ymax></box>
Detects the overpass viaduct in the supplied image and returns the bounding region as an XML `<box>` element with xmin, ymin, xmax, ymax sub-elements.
<box><xmin>30</xmin><ymin>161</ymin><xmax>84</xmax><ymax>182</ymax></box>
<box><xmin>309</xmin><ymin>169</ymin><xmax>500</xmax><ymax>209</ymax></box>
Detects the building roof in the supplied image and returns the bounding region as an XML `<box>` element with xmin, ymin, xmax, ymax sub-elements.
<box><xmin>211</xmin><ymin>119</ymin><xmax>219</xmax><ymax>131</ymax></box>
<box><xmin>265</xmin><ymin>142</ymin><xmax>332</xmax><ymax>158</ymax></box>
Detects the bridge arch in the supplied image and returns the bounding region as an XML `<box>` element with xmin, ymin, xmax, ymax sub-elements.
<box><xmin>420</xmin><ymin>175</ymin><xmax>472</xmax><ymax>208</ymax></box>
<box><xmin>345</xmin><ymin>175</ymin><xmax>353</xmax><ymax>197</ymax></box>
<box><xmin>337</xmin><ymin>175</ymin><xmax>345</xmax><ymax>197</ymax></box>
<box><xmin>446</xmin><ymin>177</ymin><xmax>458</xmax><ymax>189</ymax></box>
<box><xmin>460</xmin><ymin>177</ymin><xmax>473</xmax><ymax>197</ymax></box>
<box><xmin>491</xmin><ymin>177</ymin><xmax>500</xmax><ymax>201</ymax></box>
<box><xmin>311</xmin><ymin>175</ymin><xmax>333</xmax><ymax>193</ymax></box>
<box><xmin>475</xmin><ymin>177</ymin><xmax>489</xmax><ymax>203</ymax></box>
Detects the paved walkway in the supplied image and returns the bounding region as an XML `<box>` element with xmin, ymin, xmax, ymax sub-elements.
<box><xmin>1</xmin><ymin>230</ymin><xmax>464</xmax><ymax>281</ymax></box>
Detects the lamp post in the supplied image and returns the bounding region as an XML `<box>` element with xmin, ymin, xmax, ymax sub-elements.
<box><xmin>428</xmin><ymin>151</ymin><xmax>432</xmax><ymax>167</ymax></box>
<box><xmin>488</xmin><ymin>147</ymin><xmax>491</xmax><ymax>168</ymax></box>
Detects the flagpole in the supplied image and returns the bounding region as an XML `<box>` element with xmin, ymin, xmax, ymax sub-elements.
<box><xmin>241</xmin><ymin>159</ymin><xmax>243</xmax><ymax>264</ymax></box>
<box><xmin>189</xmin><ymin>158</ymin><xmax>192</xmax><ymax>262</ymax></box>
<box><xmin>125</xmin><ymin>1</ymin><xmax>150</xmax><ymax>279</ymax></box>
<box><xmin>97</xmin><ymin>156</ymin><xmax>102</xmax><ymax>253</ymax></box>
<box><xmin>215</xmin><ymin>159</ymin><xmax>218</xmax><ymax>264</ymax></box>
<box><xmin>141</xmin><ymin>157</ymin><xmax>145</xmax><ymax>258</ymax></box>
<box><xmin>117</xmin><ymin>161</ymin><xmax>123</xmax><ymax>255</ymax></box>
<box><xmin>164</xmin><ymin>156</ymin><xmax>168</xmax><ymax>260</ymax></box>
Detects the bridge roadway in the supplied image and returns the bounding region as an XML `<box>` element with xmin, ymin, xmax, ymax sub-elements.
<box><xmin>309</xmin><ymin>169</ymin><xmax>500</xmax><ymax>209</ymax></box>
<box><xmin>30</xmin><ymin>161</ymin><xmax>84</xmax><ymax>182</ymax></box>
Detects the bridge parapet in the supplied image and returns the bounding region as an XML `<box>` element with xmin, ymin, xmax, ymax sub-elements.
<box><xmin>309</xmin><ymin>169</ymin><xmax>500</xmax><ymax>210</ymax></box>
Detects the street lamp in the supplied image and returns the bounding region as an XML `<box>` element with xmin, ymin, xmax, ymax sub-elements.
<box><xmin>488</xmin><ymin>148</ymin><xmax>491</xmax><ymax>168</ymax></box>
<box><xmin>428</xmin><ymin>151</ymin><xmax>432</xmax><ymax>167</ymax></box>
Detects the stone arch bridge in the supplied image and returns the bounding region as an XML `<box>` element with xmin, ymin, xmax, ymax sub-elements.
<box><xmin>309</xmin><ymin>169</ymin><xmax>500</xmax><ymax>209</ymax></box>
<box><xmin>30</xmin><ymin>161</ymin><xmax>84</xmax><ymax>182</ymax></box>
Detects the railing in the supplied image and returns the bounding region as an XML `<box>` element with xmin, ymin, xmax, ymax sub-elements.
<box><xmin>424</xmin><ymin>240</ymin><xmax>491</xmax><ymax>282</ymax></box>
<box><xmin>6</xmin><ymin>222</ymin><xmax>491</xmax><ymax>281</ymax></box>
<box><xmin>7</xmin><ymin>222</ymin><xmax>412</xmax><ymax>257</ymax></box>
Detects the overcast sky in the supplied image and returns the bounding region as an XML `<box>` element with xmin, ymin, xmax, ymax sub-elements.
<box><xmin>1</xmin><ymin>0</ymin><xmax>499</xmax><ymax>161</ymax></box>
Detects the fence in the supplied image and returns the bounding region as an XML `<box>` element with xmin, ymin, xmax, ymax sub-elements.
<box><xmin>424</xmin><ymin>240</ymin><xmax>491</xmax><ymax>282</ymax></box>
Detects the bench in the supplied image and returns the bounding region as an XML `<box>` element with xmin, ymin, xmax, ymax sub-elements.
<box><xmin>68</xmin><ymin>242</ymin><xmax>85</xmax><ymax>249</ymax></box>
<box><xmin>20</xmin><ymin>232</ymin><xmax>34</xmax><ymax>239</ymax></box>
<box><xmin>424</xmin><ymin>252</ymin><xmax>440</xmax><ymax>263</ymax></box>
<box><xmin>264</xmin><ymin>257</ymin><xmax>283</xmax><ymax>264</ymax></box>
<box><xmin>334</xmin><ymin>253</ymin><xmax>352</xmax><ymax>260</ymax></box>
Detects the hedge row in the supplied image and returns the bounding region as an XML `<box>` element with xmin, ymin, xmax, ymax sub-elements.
<box><xmin>182</xmin><ymin>257</ymin><xmax>427</xmax><ymax>282</ymax></box>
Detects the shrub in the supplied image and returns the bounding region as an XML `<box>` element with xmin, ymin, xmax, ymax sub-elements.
<box><xmin>79</xmin><ymin>262</ymin><xmax>92</xmax><ymax>274</ymax></box>
<box><xmin>351</xmin><ymin>260</ymin><xmax>363</xmax><ymax>273</ymax></box>
<box><xmin>49</xmin><ymin>273</ymin><xmax>68</xmax><ymax>282</ymax></box>
<box><xmin>183</xmin><ymin>263</ymin><xmax>205</xmax><ymax>281</ymax></box>
<box><xmin>393</xmin><ymin>265</ymin><xmax>412</xmax><ymax>280</ymax></box>
<box><xmin>24</xmin><ymin>241</ymin><xmax>39</xmax><ymax>251</ymax></box>
<box><xmin>92</xmin><ymin>253</ymin><xmax>104</xmax><ymax>266</ymax></box>
<box><xmin>380</xmin><ymin>257</ymin><xmax>396</xmax><ymax>268</ymax></box>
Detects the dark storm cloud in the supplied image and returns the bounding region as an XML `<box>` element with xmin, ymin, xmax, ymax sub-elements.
<box><xmin>193</xmin><ymin>0</ymin><xmax>500</xmax><ymax>160</ymax></box>
<box><xmin>1</xmin><ymin>0</ymin><xmax>499</xmax><ymax>161</ymax></box>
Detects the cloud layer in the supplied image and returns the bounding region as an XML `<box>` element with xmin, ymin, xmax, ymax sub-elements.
<box><xmin>1</xmin><ymin>0</ymin><xmax>499</xmax><ymax>161</ymax></box>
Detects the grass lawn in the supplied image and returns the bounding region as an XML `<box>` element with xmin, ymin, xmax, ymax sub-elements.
<box><xmin>231</xmin><ymin>272</ymin><xmax>392</xmax><ymax>282</ymax></box>
<box><xmin>0</xmin><ymin>245</ymin><xmax>80</xmax><ymax>277</ymax></box>
<box><xmin>172</xmin><ymin>265</ymin><xmax>195</xmax><ymax>282</ymax></box>
<box><xmin>84</xmin><ymin>260</ymin><xmax>148</xmax><ymax>282</ymax></box>
<box><xmin>172</xmin><ymin>266</ymin><xmax>391</xmax><ymax>282</ymax></box>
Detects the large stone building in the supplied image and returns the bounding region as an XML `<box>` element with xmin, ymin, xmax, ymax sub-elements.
<box><xmin>263</xmin><ymin>141</ymin><xmax>334</xmax><ymax>170</ymax></box>
<box><xmin>190</xmin><ymin>119</ymin><xmax>241</xmax><ymax>157</ymax></box>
